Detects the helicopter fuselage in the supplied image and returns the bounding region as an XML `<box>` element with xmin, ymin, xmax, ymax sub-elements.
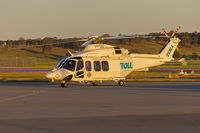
<box><xmin>45</xmin><ymin>43</ymin><xmax>172</xmax><ymax>84</ymax></box>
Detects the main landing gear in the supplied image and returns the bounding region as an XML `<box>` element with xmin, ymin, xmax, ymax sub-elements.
<box><xmin>60</xmin><ymin>75</ymin><xmax>73</xmax><ymax>87</ymax></box>
<box><xmin>92</xmin><ymin>82</ymin><xmax>98</xmax><ymax>86</ymax></box>
<box><xmin>118</xmin><ymin>80</ymin><xmax>124</xmax><ymax>86</ymax></box>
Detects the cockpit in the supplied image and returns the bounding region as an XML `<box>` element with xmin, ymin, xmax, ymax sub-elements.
<box><xmin>55</xmin><ymin>57</ymin><xmax>83</xmax><ymax>72</ymax></box>
<box><xmin>61</xmin><ymin>60</ymin><xmax>76</xmax><ymax>71</ymax></box>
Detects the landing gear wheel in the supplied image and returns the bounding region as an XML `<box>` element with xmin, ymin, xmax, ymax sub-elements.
<box><xmin>92</xmin><ymin>82</ymin><xmax>98</xmax><ymax>86</ymax></box>
<box><xmin>61</xmin><ymin>82</ymin><xmax>68</xmax><ymax>87</ymax></box>
<box><xmin>118</xmin><ymin>80</ymin><xmax>124</xmax><ymax>86</ymax></box>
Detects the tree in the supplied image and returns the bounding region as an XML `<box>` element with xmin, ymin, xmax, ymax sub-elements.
<box><xmin>101</xmin><ymin>34</ymin><xmax>110</xmax><ymax>37</ymax></box>
<box><xmin>18</xmin><ymin>37</ymin><xmax>25</xmax><ymax>41</ymax></box>
<box><xmin>191</xmin><ymin>53</ymin><xmax>199</xmax><ymax>60</ymax></box>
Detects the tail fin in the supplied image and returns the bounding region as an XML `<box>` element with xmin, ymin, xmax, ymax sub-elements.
<box><xmin>159</xmin><ymin>26</ymin><xmax>181</xmax><ymax>61</ymax></box>
<box><xmin>159</xmin><ymin>37</ymin><xmax>181</xmax><ymax>61</ymax></box>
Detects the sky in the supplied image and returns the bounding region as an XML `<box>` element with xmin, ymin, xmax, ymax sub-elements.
<box><xmin>0</xmin><ymin>0</ymin><xmax>200</xmax><ymax>40</ymax></box>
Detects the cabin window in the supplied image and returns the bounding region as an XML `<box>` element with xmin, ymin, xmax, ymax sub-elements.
<box><xmin>76</xmin><ymin>60</ymin><xmax>84</xmax><ymax>71</ymax></box>
<box><xmin>85</xmin><ymin>61</ymin><xmax>92</xmax><ymax>71</ymax></box>
<box><xmin>102</xmin><ymin>61</ymin><xmax>109</xmax><ymax>71</ymax></box>
<box><xmin>94</xmin><ymin>61</ymin><xmax>101</xmax><ymax>71</ymax></box>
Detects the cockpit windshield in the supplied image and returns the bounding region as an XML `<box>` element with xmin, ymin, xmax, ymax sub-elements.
<box><xmin>55</xmin><ymin>59</ymin><xmax>66</xmax><ymax>69</ymax></box>
<box><xmin>55</xmin><ymin>57</ymin><xmax>82</xmax><ymax>71</ymax></box>
<box><xmin>61</xmin><ymin>60</ymin><xmax>76</xmax><ymax>71</ymax></box>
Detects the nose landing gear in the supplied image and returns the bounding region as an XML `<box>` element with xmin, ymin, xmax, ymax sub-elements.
<box><xmin>60</xmin><ymin>75</ymin><xmax>73</xmax><ymax>87</ymax></box>
<box><xmin>61</xmin><ymin>79</ymin><xmax>68</xmax><ymax>87</ymax></box>
<box><xmin>61</xmin><ymin>82</ymin><xmax>68</xmax><ymax>87</ymax></box>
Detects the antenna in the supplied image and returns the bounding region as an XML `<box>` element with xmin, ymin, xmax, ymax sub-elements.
<box><xmin>67</xmin><ymin>49</ymin><xmax>73</xmax><ymax>56</ymax></box>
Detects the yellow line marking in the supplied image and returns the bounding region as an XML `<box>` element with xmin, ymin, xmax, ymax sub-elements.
<box><xmin>0</xmin><ymin>90</ymin><xmax>39</xmax><ymax>103</ymax></box>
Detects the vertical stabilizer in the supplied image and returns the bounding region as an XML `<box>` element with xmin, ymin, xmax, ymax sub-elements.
<box><xmin>159</xmin><ymin>26</ymin><xmax>181</xmax><ymax>61</ymax></box>
<box><xmin>159</xmin><ymin>37</ymin><xmax>181</xmax><ymax>61</ymax></box>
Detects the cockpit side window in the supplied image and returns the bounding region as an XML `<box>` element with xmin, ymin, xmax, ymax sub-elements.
<box><xmin>76</xmin><ymin>60</ymin><xmax>84</xmax><ymax>71</ymax></box>
<box><xmin>94</xmin><ymin>61</ymin><xmax>101</xmax><ymax>71</ymax></box>
<box><xmin>61</xmin><ymin>60</ymin><xmax>76</xmax><ymax>71</ymax></box>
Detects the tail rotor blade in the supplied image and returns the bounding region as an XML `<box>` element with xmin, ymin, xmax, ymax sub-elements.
<box><xmin>171</xmin><ymin>26</ymin><xmax>181</xmax><ymax>37</ymax></box>
<box><xmin>162</xmin><ymin>28</ymin><xmax>170</xmax><ymax>38</ymax></box>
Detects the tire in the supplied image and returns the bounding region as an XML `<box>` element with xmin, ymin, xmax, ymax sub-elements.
<box><xmin>92</xmin><ymin>82</ymin><xmax>98</xmax><ymax>86</ymax></box>
<box><xmin>118</xmin><ymin>80</ymin><xmax>124</xmax><ymax>86</ymax></box>
<box><xmin>61</xmin><ymin>82</ymin><xmax>68</xmax><ymax>87</ymax></box>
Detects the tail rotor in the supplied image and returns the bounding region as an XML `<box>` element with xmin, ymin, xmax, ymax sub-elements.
<box><xmin>159</xmin><ymin>26</ymin><xmax>181</xmax><ymax>60</ymax></box>
<box><xmin>162</xmin><ymin>26</ymin><xmax>181</xmax><ymax>38</ymax></box>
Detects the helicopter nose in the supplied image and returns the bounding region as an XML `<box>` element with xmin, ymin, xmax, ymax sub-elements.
<box><xmin>45</xmin><ymin>72</ymin><xmax>54</xmax><ymax>79</ymax></box>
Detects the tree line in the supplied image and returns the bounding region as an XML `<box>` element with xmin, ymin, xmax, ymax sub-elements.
<box><xmin>1</xmin><ymin>32</ymin><xmax>200</xmax><ymax>48</ymax></box>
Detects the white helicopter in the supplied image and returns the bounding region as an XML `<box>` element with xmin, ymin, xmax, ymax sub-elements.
<box><xmin>45</xmin><ymin>26</ymin><xmax>181</xmax><ymax>87</ymax></box>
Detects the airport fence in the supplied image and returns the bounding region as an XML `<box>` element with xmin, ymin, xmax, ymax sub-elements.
<box><xmin>0</xmin><ymin>57</ymin><xmax>36</xmax><ymax>67</ymax></box>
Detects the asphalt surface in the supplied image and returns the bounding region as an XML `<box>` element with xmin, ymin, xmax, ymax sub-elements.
<box><xmin>0</xmin><ymin>82</ymin><xmax>200</xmax><ymax>133</ymax></box>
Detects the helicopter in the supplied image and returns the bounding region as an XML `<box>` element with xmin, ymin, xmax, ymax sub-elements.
<box><xmin>45</xmin><ymin>26</ymin><xmax>181</xmax><ymax>87</ymax></box>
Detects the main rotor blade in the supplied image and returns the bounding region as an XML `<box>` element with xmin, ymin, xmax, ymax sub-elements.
<box><xmin>7</xmin><ymin>39</ymin><xmax>82</xmax><ymax>50</ymax></box>
<box><xmin>81</xmin><ymin>39</ymin><xmax>94</xmax><ymax>47</ymax></box>
<box><xmin>103</xmin><ymin>36</ymin><xmax>137</xmax><ymax>40</ymax></box>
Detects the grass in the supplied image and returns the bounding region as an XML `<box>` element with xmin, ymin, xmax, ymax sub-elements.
<box><xmin>0</xmin><ymin>71</ymin><xmax>48</xmax><ymax>81</ymax></box>
<box><xmin>0</xmin><ymin>46</ymin><xmax>71</xmax><ymax>68</ymax></box>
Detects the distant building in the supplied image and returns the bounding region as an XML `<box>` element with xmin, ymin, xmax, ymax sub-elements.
<box><xmin>2</xmin><ymin>42</ymin><xmax>7</xmax><ymax>47</ymax></box>
<box><xmin>0</xmin><ymin>42</ymin><xmax>7</xmax><ymax>48</ymax></box>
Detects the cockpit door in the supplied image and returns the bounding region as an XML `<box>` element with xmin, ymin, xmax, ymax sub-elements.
<box><xmin>75</xmin><ymin>60</ymin><xmax>84</xmax><ymax>78</ymax></box>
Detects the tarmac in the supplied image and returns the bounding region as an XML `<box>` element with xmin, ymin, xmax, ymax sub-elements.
<box><xmin>0</xmin><ymin>82</ymin><xmax>200</xmax><ymax>133</ymax></box>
